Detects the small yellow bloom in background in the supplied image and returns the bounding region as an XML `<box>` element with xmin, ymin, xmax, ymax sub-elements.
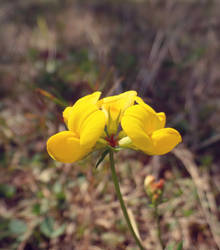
<box><xmin>47</xmin><ymin>92</ymin><xmax>106</xmax><ymax>163</ymax></box>
<box><xmin>121</xmin><ymin>96</ymin><xmax>182</xmax><ymax>155</ymax></box>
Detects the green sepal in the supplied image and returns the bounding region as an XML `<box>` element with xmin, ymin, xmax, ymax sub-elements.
<box><xmin>96</xmin><ymin>149</ymin><xmax>109</xmax><ymax>168</ymax></box>
<box><xmin>106</xmin><ymin>145</ymin><xmax>122</xmax><ymax>152</ymax></box>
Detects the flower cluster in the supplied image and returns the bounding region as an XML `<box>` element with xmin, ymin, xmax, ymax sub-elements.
<box><xmin>47</xmin><ymin>91</ymin><xmax>182</xmax><ymax>163</ymax></box>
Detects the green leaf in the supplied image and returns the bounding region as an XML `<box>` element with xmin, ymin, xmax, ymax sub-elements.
<box><xmin>166</xmin><ymin>243</ymin><xmax>174</xmax><ymax>250</ymax></box>
<box><xmin>176</xmin><ymin>241</ymin><xmax>183</xmax><ymax>250</ymax></box>
<box><xmin>40</xmin><ymin>216</ymin><xmax>65</xmax><ymax>238</ymax></box>
<box><xmin>0</xmin><ymin>184</ymin><xmax>16</xmax><ymax>198</ymax></box>
<box><xmin>40</xmin><ymin>217</ymin><xmax>54</xmax><ymax>238</ymax></box>
<box><xmin>51</xmin><ymin>224</ymin><xmax>66</xmax><ymax>238</ymax></box>
<box><xmin>0</xmin><ymin>218</ymin><xmax>10</xmax><ymax>240</ymax></box>
<box><xmin>9</xmin><ymin>219</ymin><xmax>27</xmax><ymax>235</ymax></box>
<box><xmin>32</xmin><ymin>203</ymin><xmax>41</xmax><ymax>215</ymax></box>
<box><xmin>148</xmin><ymin>203</ymin><xmax>155</xmax><ymax>208</ymax></box>
<box><xmin>96</xmin><ymin>150</ymin><xmax>109</xmax><ymax>168</ymax></box>
<box><xmin>183</xmin><ymin>209</ymin><xmax>193</xmax><ymax>217</ymax></box>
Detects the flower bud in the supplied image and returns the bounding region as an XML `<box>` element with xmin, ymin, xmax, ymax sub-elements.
<box><xmin>144</xmin><ymin>175</ymin><xmax>164</xmax><ymax>204</ymax></box>
<box><xmin>144</xmin><ymin>175</ymin><xmax>155</xmax><ymax>189</ymax></box>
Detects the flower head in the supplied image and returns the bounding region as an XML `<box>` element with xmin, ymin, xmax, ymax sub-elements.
<box><xmin>121</xmin><ymin>96</ymin><xmax>182</xmax><ymax>155</ymax></box>
<box><xmin>47</xmin><ymin>91</ymin><xmax>182</xmax><ymax>163</ymax></box>
<box><xmin>47</xmin><ymin>92</ymin><xmax>106</xmax><ymax>163</ymax></box>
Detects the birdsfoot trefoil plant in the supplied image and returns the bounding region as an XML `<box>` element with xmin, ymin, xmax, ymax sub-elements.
<box><xmin>47</xmin><ymin>91</ymin><xmax>182</xmax><ymax>249</ymax></box>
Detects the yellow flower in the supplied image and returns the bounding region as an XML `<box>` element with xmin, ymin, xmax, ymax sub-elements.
<box><xmin>121</xmin><ymin>97</ymin><xmax>182</xmax><ymax>155</ymax></box>
<box><xmin>98</xmin><ymin>91</ymin><xmax>137</xmax><ymax>135</ymax></box>
<box><xmin>47</xmin><ymin>91</ymin><xmax>182</xmax><ymax>163</ymax></box>
<box><xmin>47</xmin><ymin>92</ymin><xmax>106</xmax><ymax>163</ymax></box>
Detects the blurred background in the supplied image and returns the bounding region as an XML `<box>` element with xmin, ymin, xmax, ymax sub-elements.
<box><xmin>0</xmin><ymin>0</ymin><xmax>219</xmax><ymax>249</ymax></box>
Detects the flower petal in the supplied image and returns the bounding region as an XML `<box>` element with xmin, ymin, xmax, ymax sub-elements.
<box><xmin>123</xmin><ymin>104</ymin><xmax>162</xmax><ymax>134</ymax></box>
<box><xmin>63</xmin><ymin>92</ymin><xmax>101</xmax><ymax>128</ymax></box>
<box><xmin>100</xmin><ymin>91</ymin><xmax>137</xmax><ymax>106</ymax></box>
<box><xmin>68</xmin><ymin>103</ymin><xmax>99</xmax><ymax>135</ymax></box>
<box><xmin>100</xmin><ymin>91</ymin><xmax>137</xmax><ymax>121</ymax></box>
<box><xmin>63</xmin><ymin>107</ymin><xmax>74</xmax><ymax>126</ymax></box>
<box><xmin>157</xmin><ymin>112</ymin><xmax>166</xmax><ymax>128</ymax></box>
<box><xmin>80</xmin><ymin>110</ymin><xmax>106</xmax><ymax>148</ymax></box>
<box><xmin>121</xmin><ymin>112</ymin><xmax>154</xmax><ymax>153</ymax></box>
<box><xmin>135</xmin><ymin>96</ymin><xmax>156</xmax><ymax>114</ymax></box>
<box><xmin>47</xmin><ymin>131</ymin><xmax>89</xmax><ymax>163</ymax></box>
<box><xmin>136</xmin><ymin>97</ymin><xmax>166</xmax><ymax>129</ymax></box>
<box><xmin>74</xmin><ymin>91</ymin><xmax>101</xmax><ymax>107</ymax></box>
<box><xmin>150</xmin><ymin>128</ymin><xmax>182</xmax><ymax>155</ymax></box>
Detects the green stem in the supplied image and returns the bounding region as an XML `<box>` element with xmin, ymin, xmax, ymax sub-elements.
<box><xmin>154</xmin><ymin>205</ymin><xmax>165</xmax><ymax>250</ymax></box>
<box><xmin>109</xmin><ymin>150</ymin><xmax>145</xmax><ymax>250</ymax></box>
